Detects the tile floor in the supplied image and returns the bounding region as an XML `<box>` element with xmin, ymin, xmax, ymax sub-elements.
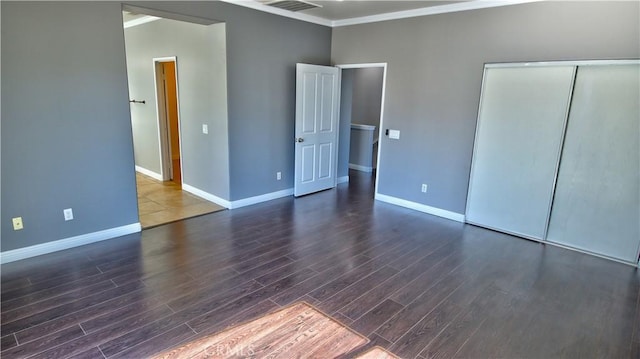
<box><xmin>136</xmin><ymin>173</ymin><xmax>225</xmax><ymax>228</ymax></box>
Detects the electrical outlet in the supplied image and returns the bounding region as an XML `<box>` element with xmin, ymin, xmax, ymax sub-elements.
<box><xmin>421</xmin><ymin>184</ymin><xmax>428</xmax><ymax>193</ymax></box>
<box><xmin>63</xmin><ymin>208</ymin><xmax>74</xmax><ymax>221</ymax></box>
<box><xmin>277</xmin><ymin>172</ymin><xmax>282</xmax><ymax>180</ymax></box>
<box><xmin>202</xmin><ymin>124</ymin><xmax>208</xmax><ymax>134</ymax></box>
<box><xmin>12</xmin><ymin>217</ymin><xmax>24</xmax><ymax>231</ymax></box>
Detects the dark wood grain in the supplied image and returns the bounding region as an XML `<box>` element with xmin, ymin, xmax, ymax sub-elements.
<box><xmin>109</xmin><ymin>324</ymin><xmax>195</xmax><ymax>359</ymax></box>
<box><xmin>316</xmin><ymin>266</ymin><xmax>398</xmax><ymax>315</ymax></box>
<box><xmin>338</xmin><ymin>243</ymin><xmax>456</xmax><ymax>320</ymax></box>
<box><xmin>2</xmin><ymin>281</ymin><xmax>144</xmax><ymax>335</ymax></box>
<box><xmin>1</xmin><ymin>325</ymin><xmax>84</xmax><ymax>358</ymax></box>
<box><xmin>186</xmin><ymin>268</ymin><xmax>318</xmax><ymax>333</ymax></box>
<box><xmin>1</xmin><ymin>334</ymin><xmax>17</xmax><ymax>351</ymax></box>
<box><xmin>28</xmin><ymin>305</ymin><xmax>175</xmax><ymax>359</ymax></box>
<box><xmin>1</xmin><ymin>170</ymin><xmax>638</xmax><ymax>358</ymax></box>
<box><xmin>67</xmin><ymin>347</ymin><xmax>105</xmax><ymax>359</ymax></box>
<box><xmin>350</xmin><ymin>299</ymin><xmax>404</xmax><ymax>337</ymax></box>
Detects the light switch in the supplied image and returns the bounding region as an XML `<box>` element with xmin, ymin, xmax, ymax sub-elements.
<box><xmin>389</xmin><ymin>130</ymin><xmax>400</xmax><ymax>140</ymax></box>
<box><xmin>202</xmin><ymin>124</ymin><xmax>208</xmax><ymax>134</ymax></box>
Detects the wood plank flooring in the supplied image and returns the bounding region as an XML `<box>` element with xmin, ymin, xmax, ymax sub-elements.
<box><xmin>153</xmin><ymin>301</ymin><xmax>367</xmax><ymax>358</ymax></box>
<box><xmin>2</xmin><ymin>170</ymin><xmax>639</xmax><ymax>358</ymax></box>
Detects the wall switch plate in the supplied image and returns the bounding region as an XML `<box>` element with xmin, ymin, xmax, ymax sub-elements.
<box><xmin>389</xmin><ymin>130</ymin><xmax>400</xmax><ymax>140</ymax></box>
<box><xmin>63</xmin><ymin>208</ymin><xmax>74</xmax><ymax>221</ymax></box>
<box><xmin>202</xmin><ymin>124</ymin><xmax>208</xmax><ymax>134</ymax></box>
<box><xmin>276</xmin><ymin>172</ymin><xmax>282</xmax><ymax>180</ymax></box>
<box><xmin>12</xmin><ymin>217</ymin><xmax>24</xmax><ymax>231</ymax></box>
<box><xmin>421</xmin><ymin>184</ymin><xmax>428</xmax><ymax>193</ymax></box>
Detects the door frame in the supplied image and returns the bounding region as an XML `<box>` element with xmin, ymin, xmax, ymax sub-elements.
<box><xmin>335</xmin><ymin>63</ymin><xmax>388</xmax><ymax>196</ymax></box>
<box><xmin>152</xmin><ymin>56</ymin><xmax>184</xmax><ymax>183</ymax></box>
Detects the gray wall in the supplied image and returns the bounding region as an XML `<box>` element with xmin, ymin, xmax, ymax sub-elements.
<box><xmin>332</xmin><ymin>1</ymin><xmax>640</xmax><ymax>215</ymax></box>
<box><xmin>351</xmin><ymin>67</ymin><xmax>384</xmax><ymax>132</ymax></box>
<box><xmin>124</xmin><ymin>19</ymin><xmax>230</xmax><ymax>199</ymax></box>
<box><xmin>125</xmin><ymin>1</ymin><xmax>332</xmax><ymax>200</ymax></box>
<box><xmin>337</xmin><ymin>69</ymin><xmax>354</xmax><ymax>178</ymax></box>
<box><xmin>1</xmin><ymin>1</ymin><xmax>330</xmax><ymax>253</ymax></box>
<box><xmin>1</xmin><ymin>2</ymin><xmax>139</xmax><ymax>251</ymax></box>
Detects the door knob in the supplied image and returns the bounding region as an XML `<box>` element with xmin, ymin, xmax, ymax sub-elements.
<box><xmin>296</xmin><ymin>137</ymin><xmax>304</xmax><ymax>143</ymax></box>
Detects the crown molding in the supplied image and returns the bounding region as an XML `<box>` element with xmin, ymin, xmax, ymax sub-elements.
<box><xmin>218</xmin><ymin>0</ymin><xmax>333</xmax><ymax>26</ymax></box>
<box><xmin>220</xmin><ymin>0</ymin><xmax>545</xmax><ymax>28</ymax></box>
<box><xmin>332</xmin><ymin>0</ymin><xmax>545</xmax><ymax>27</ymax></box>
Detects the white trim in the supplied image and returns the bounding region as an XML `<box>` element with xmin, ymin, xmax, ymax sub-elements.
<box><xmin>230</xmin><ymin>188</ymin><xmax>294</xmax><ymax>209</ymax></box>
<box><xmin>123</xmin><ymin>15</ymin><xmax>161</xmax><ymax>29</ymax></box>
<box><xmin>218</xmin><ymin>0</ymin><xmax>332</xmax><ymax>26</ymax></box>
<box><xmin>349</xmin><ymin>164</ymin><xmax>373</xmax><ymax>173</ymax></box>
<box><xmin>220</xmin><ymin>0</ymin><xmax>542</xmax><ymax>28</ymax></box>
<box><xmin>337</xmin><ymin>63</ymin><xmax>387</xmax><ymax>69</ymax></box>
<box><xmin>0</xmin><ymin>224</ymin><xmax>141</xmax><ymax>264</ymax></box>
<box><xmin>183</xmin><ymin>186</ymin><xmax>295</xmax><ymax>210</ymax></box>
<box><xmin>337</xmin><ymin>176</ymin><xmax>349</xmax><ymax>184</ymax></box>
<box><xmin>182</xmin><ymin>184</ymin><xmax>231</xmax><ymax>209</ymax></box>
<box><xmin>135</xmin><ymin>165</ymin><xmax>162</xmax><ymax>181</ymax></box>
<box><xmin>332</xmin><ymin>0</ymin><xmax>542</xmax><ymax>27</ymax></box>
<box><xmin>485</xmin><ymin>59</ymin><xmax>640</xmax><ymax>68</ymax></box>
<box><xmin>350</xmin><ymin>124</ymin><xmax>376</xmax><ymax>131</ymax></box>
<box><xmin>375</xmin><ymin>193</ymin><xmax>465</xmax><ymax>223</ymax></box>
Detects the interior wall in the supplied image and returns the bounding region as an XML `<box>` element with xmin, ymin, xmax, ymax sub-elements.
<box><xmin>124</xmin><ymin>19</ymin><xmax>230</xmax><ymax>199</ymax></box>
<box><xmin>351</xmin><ymin>67</ymin><xmax>384</xmax><ymax>133</ymax></box>
<box><xmin>125</xmin><ymin>1</ymin><xmax>332</xmax><ymax>201</ymax></box>
<box><xmin>1</xmin><ymin>0</ymin><xmax>331</xmax><ymax>254</ymax></box>
<box><xmin>1</xmin><ymin>2</ymin><xmax>139</xmax><ymax>252</ymax></box>
<box><xmin>331</xmin><ymin>1</ymin><xmax>640</xmax><ymax>215</ymax></box>
<box><xmin>337</xmin><ymin>69</ymin><xmax>354</xmax><ymax>178</ymax></box>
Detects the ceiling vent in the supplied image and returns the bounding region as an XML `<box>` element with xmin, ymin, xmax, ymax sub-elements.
<box><xmin>261</xmin><ymin>0</ymin><xmax>321</xmax><ymax>12</ymax></box>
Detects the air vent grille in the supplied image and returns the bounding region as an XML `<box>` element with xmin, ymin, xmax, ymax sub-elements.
<box><xmin>263</xmin><ymin>0</ymin><xmax>321</xmax><ymax>12</ymax></box>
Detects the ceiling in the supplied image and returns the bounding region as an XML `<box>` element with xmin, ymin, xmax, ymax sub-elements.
<box><xmin>124</xmin><ymin>1</ymin><xmax>540</xmax><ymax>28</ymax></box>
<box><xmin>275</xmin><ymin>1</ymin><xmax>468</xmax><ymax>21</ymax></box>
<box><xmin>234</xmin><ymin>0</ymin><xmax>538</xmax><ymax>27</ymax></box>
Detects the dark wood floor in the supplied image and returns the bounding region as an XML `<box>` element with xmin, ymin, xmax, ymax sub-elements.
<box><xmin>2</xmin><ymin>170</ymin><xmax>639</xmax><ymax>358</ymax></box>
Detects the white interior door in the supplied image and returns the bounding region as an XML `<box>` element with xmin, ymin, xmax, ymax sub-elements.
<box><xmin>294</xmin><ymin>63</ymin><xmax>340</xmax><ymax>197</ymax></box>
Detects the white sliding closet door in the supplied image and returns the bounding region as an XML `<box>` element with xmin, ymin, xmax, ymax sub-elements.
<box><xmin>466</xmin><ymin>66</ymin><xmax>576</xmax><ymax>239</ymax></box>
<box><xmin>547</xmin><ymin>65</ymin><xmax>640</xmax><ymax>263</ymax></box>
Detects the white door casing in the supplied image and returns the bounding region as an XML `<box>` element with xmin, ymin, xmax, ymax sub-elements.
<box><xmin>294</xmin><ymin>64</ymin><xmax>341</xmax><ymax>197</ymax></box>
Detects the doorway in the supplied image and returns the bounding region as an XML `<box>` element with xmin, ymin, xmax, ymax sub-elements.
<box><xmin>123</xmin><ymin>10</ymin><xmax>229</xmax><ymax>228</ymax></box>
<box><xmin>154</xmin><ymin>58</ymin><xmax>182</xmax><ymax>185</ymax></box>
<box><xmin>336</xmin><ymin>63</ymin><xmax>387</xmax><ymax>195</ymax></box>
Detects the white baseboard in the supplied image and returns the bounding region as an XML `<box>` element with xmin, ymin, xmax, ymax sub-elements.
<box><xmin>375</xmin><ymin>193</ymin><xmax>465</xmax><ymax>223</ymax></box>
<box><xmin>230</xmin><ymin>188</ymin><xmax>293</xmax><ymax>209</ymax></box>
<box><xmin>0</xmin><ymin>223</ymin><xmax>141</xmax><ymax>264</ymax></box>
<box><xmin>182</xmin><ymin>184</ymin><xmax>293</xmax><ymax>210</ymax></box>
<box><xmin>337</xmin><ymin>176</ymin><xmax>349</xmax><ymax>184</ymax></box>
<box><xmin>135</xmin><ymin>166</ymin><xmax>162</xmax><ymax>181</ymax></box>
<box><xmin>182</xmin><ymin>183</ymin><xmax>231</xmax><ymax>209</ymax></box>
<box><xmin>349</xmin><ymin>164</ymin><xmax>373</xmax><ymax>173</ymax></box>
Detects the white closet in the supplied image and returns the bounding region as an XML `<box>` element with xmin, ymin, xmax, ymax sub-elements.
<box><xmin>466</xmin><ymin>61</ymin><xmax>640</xmax><ymax>265</ymax></box>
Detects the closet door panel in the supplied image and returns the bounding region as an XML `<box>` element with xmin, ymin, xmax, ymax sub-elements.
<box><xmin>466</xmin><ymin>66</ymin><xmax>575</xmax><ymax>239</ymax></box>
<box><xmin>547</xmin><ymin>65</ymin><xmax>640</xmax><ymax>263</ymax></box>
